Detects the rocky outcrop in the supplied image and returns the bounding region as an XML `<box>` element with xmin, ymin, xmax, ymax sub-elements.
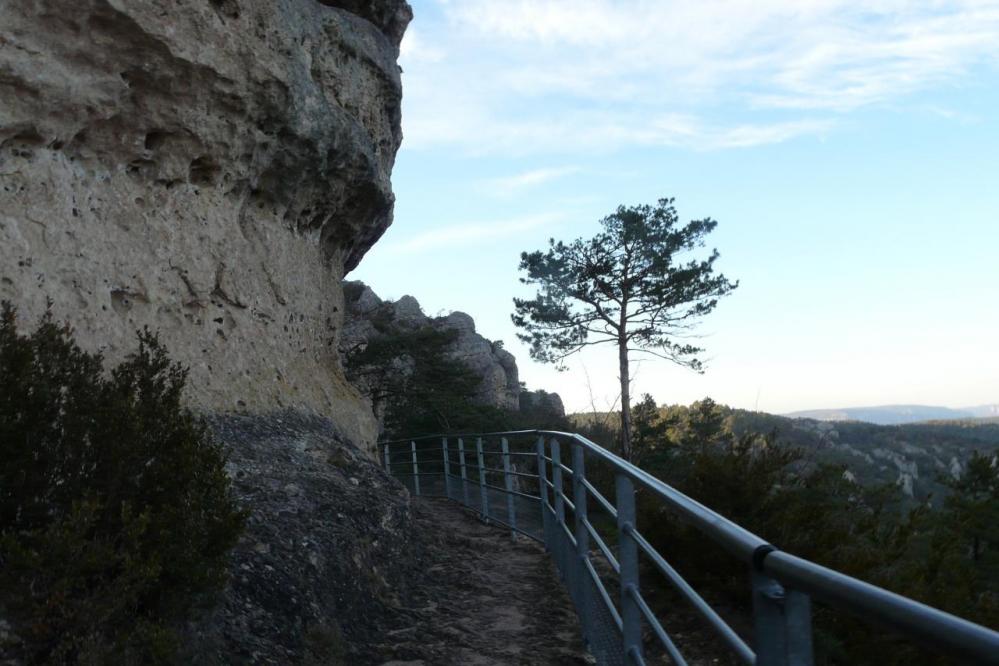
<box><xmin>342</xmin><ymin>281</ymin><xmax>524</xmax><ymax>412</ymax></box>
<box><xmin>520</xmin><ymin>389</ymin><xmax>566</xmax><ymax>419</ymax></box>
<box><xmin>0</xmin><ymin>0</ymin><xmax>412</xmax><ymax>454</ymax></box>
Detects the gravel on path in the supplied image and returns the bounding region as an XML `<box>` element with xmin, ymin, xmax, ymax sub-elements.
<box><xmin>370</xmin><ymin>498</ymin><xmax>592</xmax><ymax>666</ymax></box>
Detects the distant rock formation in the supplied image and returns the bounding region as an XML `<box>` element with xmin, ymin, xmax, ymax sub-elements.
<box><xmin>0</xmin><ymin>0</ymin><xmax>413</xmax><ymax>454</ymax></box>
<box><xmin>520</xmin><ymin>389</ymin><xmax>566</xmax><ymax>419</ymax></box>
<box><xmin>341</xmin><ymin>281</ymin><xmax>524</xmax><ymax>412</ymax></box>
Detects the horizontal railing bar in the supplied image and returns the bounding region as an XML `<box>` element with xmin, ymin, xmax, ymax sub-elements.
<box><xmin>626</xmin><ymin>524</ymin><xmax>754</xmax><ymax>663</ymax></box>
<box><xmin>476</xmin><ymin>512</ymin><xmax>544</xmax><ymax>544</ymax></box>
<box><xmin>386</xmin><ymin>458</ymin><xmax>433</xmax><ymax>465</ymax></box>
<box><xmin>385</xmin><ymin>444</ymin><xmax>445</xmax><ymax>454</ymax></box>
<box><xmin>580</xmin><ymin>477</ymin><xmax>618</xmax><ymax>520</ymax></box>
<box><xmin>561</xmin><ymin>495</ymin><xmax>576</xmax><ymax>513</ymax></box>
<box><xmin>383</xmin><ymin>429</ymin><xmax>999</xmax><ymax>663</ymax></box>
<box><xmin>505</xmin><ymin>451</ymin><xmax>542</xmax><ymax>458</ymax></box>
<box><xmin>479</xmin><ymin>480</ymin><xmax>543</xmax><ymax>503</ymax></box>
<box><xmin>584</xmin><ymin>556</ymin><xmax>623</xmax><ymax>631</ymax></box>
<box><xmin>557</xmin><ymin>462</ymin><xmax>574</xmax><ymax>476</ymax></box>
<box><xmin>584</xmin><ymin>519</ymin><xmax>620</xmax><ymax>574</ymax></box>
<box><xmin>627</xmin><ymin>585</ymin><xmax>688</xmax><ymax>666</ymax></box>
<box><xmin>392</xmin><ymin>471</ymin><xmax>446</xmax><ymax>478</ymax></box>
<box><xmin>388</xmin><ymin>429</ymin><xmax>769</xmax><ymax>560</ymax></box>
<box><xmin>561</xmin><ymin>520</ymin><xmax>578</xmax><ymax>549</ymax></box>
<box><xmin>764</xmin><ymin>551</ymin><xmax>999</xmax><ymax>664</ymax></box>
<box><xmin>381</xmin><ymin>430</ymin><xmax>543</xmax><ymax>444</ymax></box>
<box><xmin>474</xmin><ymin>466</ymin><xmax>540</xmax><ymax>480</ymax></box>
<box><xmin>503</xmin><ymin>469</ymin><xmax>541</xmax><ymax>480</ymax></box>
<box><xmin>387</xmin><ymin>460</ymin><xmax>443</xmax><ymax>468</ymax></box>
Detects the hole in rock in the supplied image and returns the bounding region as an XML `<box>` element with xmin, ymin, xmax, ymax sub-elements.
<box><xmin>144</xmin><ymin>130</ymin><xmax>169</xmax><ymax>151</ymax></box>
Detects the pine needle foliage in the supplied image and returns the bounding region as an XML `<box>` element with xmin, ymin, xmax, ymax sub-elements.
<box><xmin>512</xmin><ymin>197</ymin><xmax>737</xmax><ymax>460</ymax></box>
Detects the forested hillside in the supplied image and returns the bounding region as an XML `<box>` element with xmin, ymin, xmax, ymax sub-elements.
<box><xmin>573</xmin><ymin>403</ymin><xmax>999</xmax><ymax>504</ymax></box>
<box><xmin>572</xmin><ymin>397</ymin><xmax>999</xmax><ymax>663</ymax></box>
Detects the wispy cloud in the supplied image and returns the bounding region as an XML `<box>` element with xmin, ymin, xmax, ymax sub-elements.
<box><xmin>477</xmin><ymin>166</ymin><xmax>581</xmax><ymax>197</ymax></box>
<box><xmin>399</xmin><ymin>0</ymin><xmax>999</xmax><ymax>153</ymax></box>
<box><xmin>380</xmin><ymin>212</ymin><xmax>565</xmax><ymax>256</ymax></box>
<box><xmin>398</xmin><ymin>26</ymin><xmax>445</xmax><ymax>64</ymax></box>
<box><xmin>403</xmin><ymin>104</ymin><xmax>832</xmax><ymax>154</ymax></box>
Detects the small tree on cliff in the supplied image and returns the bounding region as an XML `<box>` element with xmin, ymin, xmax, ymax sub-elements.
<box><xmin>512</xmin><ymin>198</ymin><xmax>737</xmax><ymax>461</ymax></box>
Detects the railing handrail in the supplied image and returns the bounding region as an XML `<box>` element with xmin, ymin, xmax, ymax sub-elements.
<box><xmin>381</xmin><ymin>430</ymin><xmax>999</xmax><ymax>665</ymax></box>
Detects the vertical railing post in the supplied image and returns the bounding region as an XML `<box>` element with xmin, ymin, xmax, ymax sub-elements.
<box><xmin>501</xmin><ymin>437</ymin><xmax>516</xmax><ymax>539</ymax></box>
<box><xmin>786</xmin><ymin>590</ymin><xmax>815</xmax><ymax>666</ymax></box>
<box><xmin>752</xmin><ymin>571</ymin><xmax>787</xmax><ymax>666</ymax></box>
<box><xmin>476</xmin><ymin>437</ymin><xmax>490</xmax><ymax>521</ymax></box>
<box><xmin>751</xmin><ymin>571</ymin><xmax>814</xmax><ymax>666</ymax></box>
<box><xmin>551</xmin><ymin>439</ymin><xmax>566</xmax><ymax>525</ymax></box>
<box><xmin>442</xmin><ymin>437</ymin><xmax>452</xmax><ymax>500</ymax></box>
<box><xmin>551</xmin><ymin>439</ymin><xmax>566</xmax><ymax>579</ymax></box>
<box><xmin>458</xmin><ymin>438</ymin><xmax>469</xmax><ymax>506</ymax></box>
<box><xmin>383</xmin><ymin>443</ymin><xmax>390</xmax><ymax>474</ymax></box>
<box><xmin>615</xmin><ymin>473</ymin><xmax>643</xmax><ymax>662</ymax></box>
<box><xmin>410</xmin><ymin>440</ymin><xmax>420</xmax><ymax>496</ymax></box>
<box><xmin>536</xmin><ymin>436</ymin><xmax>550</xmax><ymax>549</ymax></box>
<box><xmin>572</xmin><ymin>442</ymin><xmax>592</xmax><ymax>646</ymax></box>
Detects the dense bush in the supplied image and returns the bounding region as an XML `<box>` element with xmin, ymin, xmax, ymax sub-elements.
<box><xmin>0</xmin><ymin>303</ymin><xmax>246</xmax><ymax>664</ymax></box>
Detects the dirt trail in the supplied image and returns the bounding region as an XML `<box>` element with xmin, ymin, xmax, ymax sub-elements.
<box><xmin>371</xmin><ymin>498</ymin><xmax>592</xmax><ymax>666</ymax></box>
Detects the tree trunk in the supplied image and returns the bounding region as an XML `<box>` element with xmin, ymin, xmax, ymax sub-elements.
<box><xmin>618</xmin><ymin>336</ymin><xmax>633</xmax><ymax>461</ymax></box>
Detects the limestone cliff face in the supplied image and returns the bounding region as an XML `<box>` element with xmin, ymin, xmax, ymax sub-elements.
<box><xmin>0</xmin><ymin>0</ymin><xmax>411</xmax><ymax>454</ymax></box>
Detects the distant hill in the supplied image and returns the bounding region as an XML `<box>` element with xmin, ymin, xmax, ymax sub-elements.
<box><xmin>785</xmin><ymin>404</ymin><xmax>999</xmax><ymax>425</ymax></box>
<box><xmin>729</xmin><ymin>410</ymin><xmax>999</xmax><ymax>504</ymax></box>
<box><xmin>964</xmin><ymin>404</ymin><xmax>999</xmax><ymax>419</ymax></box>
<box><xmin>569</xmin><ymin>406</ymin><xmax>999</xmax><ymax>504</ymax></box>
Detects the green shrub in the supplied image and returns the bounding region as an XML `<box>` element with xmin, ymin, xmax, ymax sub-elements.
<box><xmin>0</xmin><ymin>303</ymin><xmax>246</xmax><ymax>664</ymax></box>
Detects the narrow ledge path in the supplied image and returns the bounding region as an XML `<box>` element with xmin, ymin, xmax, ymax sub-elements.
<box><xmin>372</xmin><ymin>498</ymin><xmax>592</xmax><ymax>666</ymax></box>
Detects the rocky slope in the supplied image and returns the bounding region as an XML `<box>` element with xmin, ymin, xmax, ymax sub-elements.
<box><xmin>184</xmin><ymin>411</ymin><xmax>428</xmax><ymax>664</ymax></box>
<box><xmin>0</xmin><ymin>0</ymin><xmax>412</xmax><ymax>454</ymax></box>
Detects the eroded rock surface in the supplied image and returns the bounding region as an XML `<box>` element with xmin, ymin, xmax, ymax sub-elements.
<box><xmin>184</xmin><ymin>410</ymin><xmax>429</xmax><ymax>663</ymax></box>
<box><xmin>341</xmin><ymin>281</ymin><xmax>525</xmax><ymax>413</ymax></box>
<box><xmin>0</xmin><ymin>0</ymin><xmax>411</xmax><ymax>453</ymax></box>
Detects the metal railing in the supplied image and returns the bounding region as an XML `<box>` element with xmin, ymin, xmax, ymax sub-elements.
<box><xmin>381</xmin><ymin>430</ymin><xmax>999</xmax><ymax>666</ymax></box>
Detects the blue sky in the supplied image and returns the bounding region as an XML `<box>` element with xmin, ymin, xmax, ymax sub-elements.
<box><xmin>352</xmin><ymin>0</ymin><xmax>999</xmax><ymax>415</ymax></box>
